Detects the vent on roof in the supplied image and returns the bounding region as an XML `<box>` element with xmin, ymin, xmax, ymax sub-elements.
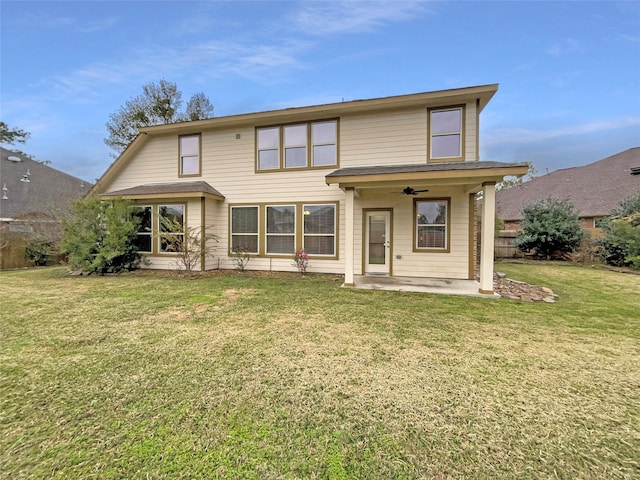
<box><xmin>631</xmin><ymin>166</ymin><xmax>640</xmax><ymax>176</ymax></box>
<box><xmin>7</xmin><ymin>155</ymin><xmax>21</xmax><ymax>162</ymax></box>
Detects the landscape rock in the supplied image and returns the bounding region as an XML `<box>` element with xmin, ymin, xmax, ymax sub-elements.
<box><xmin>492</xmin><ymin>272</ymin><xmax>557</xmax><ymax>303</ymax></box>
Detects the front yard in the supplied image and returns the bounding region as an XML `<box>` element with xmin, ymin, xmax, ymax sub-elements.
<box><xmin>1</xmin><ymin>263</ymin><xmax>638</xmax><ymax>479</ymax></box>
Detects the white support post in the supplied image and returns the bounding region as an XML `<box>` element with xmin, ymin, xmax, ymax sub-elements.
<box><xmin>479</xmin><ymin>182</ymin><xmax>496</xmax><ymax>294</ymax></box>
<box><xmin>344</xmin><ymin>187</ymin><xmax>355</xmax><ymax>286</ymax></box>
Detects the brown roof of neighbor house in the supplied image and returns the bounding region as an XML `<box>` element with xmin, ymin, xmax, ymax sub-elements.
<box><xmin>100</xmin><ymin>181</ymin><xmax>225</xmax><ymax>201</ymax></box>
<box><xmin>495</xmin><ymin>147</ymin><xmax>640</xmax><ymax>220</ymax></box>
<box><xmin>0</xmin><ymin>147</ymin><xmax>91</xmax><ymax>220</ymax></box>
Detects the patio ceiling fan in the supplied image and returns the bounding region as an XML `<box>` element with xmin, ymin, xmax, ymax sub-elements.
<box><xmin>398</xmin><ymin>186</ymin><xmax>429</xmax><ymax>195</ymax></box>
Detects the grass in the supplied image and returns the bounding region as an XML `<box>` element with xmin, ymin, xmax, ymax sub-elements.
<box><xmin>1</xmin><ymin>263</ymin><xmax>639</xmax><ymax>479</ymax></box>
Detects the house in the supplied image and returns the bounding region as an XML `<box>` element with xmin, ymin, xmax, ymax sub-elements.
<box><xmin>92</xmin><ymin>84</ymin><xmax>527</xmax><ymax>294</ymax></box>
<box><xmin>0</xmin><ymin>147</ymin><xmax>91</xmax><ymax>269</ymax></box>
<box><xmin>496</xmin><ymin>147</ymin><xmax>640</xmax><ymax>236</ymax></box>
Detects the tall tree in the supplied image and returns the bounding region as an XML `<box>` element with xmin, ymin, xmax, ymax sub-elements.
<box><xmin>104</xmin><ymin>79</ymin><xmax>213</xmax><ymax>156</ymax></box>
<box><xmin>0</xmin><ymin>121</ymin><xmax>31</xmax><ymax>145</ymax></box>
<box><xmin>184</xmin><ymin>92</ymin><xmax>214</xmax><ymax>121</ymax></box>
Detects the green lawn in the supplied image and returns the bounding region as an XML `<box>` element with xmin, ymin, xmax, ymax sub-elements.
<box><xmin>1</xmin><ymin>263</ymin><xmax>638</xmax><ymax>479</ymax></box>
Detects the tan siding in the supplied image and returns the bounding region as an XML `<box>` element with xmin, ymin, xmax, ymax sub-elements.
<box><xmin>340</xmin><ymin>109</ymin><xmax>427</xmax><ymax>167</ymax></box>
<box><xmin>464</xmin><ymin>100</ymin><xmax>478</xmax><ymax>160</ymax></box>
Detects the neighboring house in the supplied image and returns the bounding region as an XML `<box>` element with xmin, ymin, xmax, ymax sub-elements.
<box><xmin>0</xmin><ymin>147</ymin><xmax>91</xmax><ymax>269</ymax></box>
<box><xmin>92</xmin><ymin>84</ymin><xmax>527</xmax><ymax>294</ymax></box>
<box><xmin>496</xmin><ymin>147</ymin><xmax>640</xmax><ymax>236</ymax></box>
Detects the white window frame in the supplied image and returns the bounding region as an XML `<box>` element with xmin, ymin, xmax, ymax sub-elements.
<box><xmin>265</xmin><ymin>205</ymin><xmax>296</xmax><ymax>255</ymax></box>
<box><xmin>429</xmin><ymin>107</ymin><xmax>463</xmax><ymax>161</ymax></box>
<box><xmin>230</xmin><ymin>206</ymin><xmax>259</xmax><ymax>254</ymax></box>
<box><xmin>179</xmin><ymin>134</ymin><xmax>201</xmax><ymax>176</ymax></box>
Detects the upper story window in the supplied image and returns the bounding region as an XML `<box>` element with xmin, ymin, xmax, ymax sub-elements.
<box><xmin>257</xmin><ymin>120</ymin><xmax>338</xmax><ymax>171</ymax></box>
<box><xmin>179</xmin><ymin>134</ymin><xmax>201</xmax><ymax>176</ymax></box>
<box><xmin>429</xmin><ymin>107</ymin><xmax>463</xmax><ymax>161</ymax></box>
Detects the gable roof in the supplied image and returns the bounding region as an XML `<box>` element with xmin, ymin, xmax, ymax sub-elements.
<box><xmin>0</xmin><ymin>147</ymin><xmax>91</xmax><ymax>220</ymax></box>
<box><xmin>495</xmin><ymin>147</ymin><xmax>640</xmax><ymax>220</ymax></box>
<box><xmin>92</xmin><ymin>84</ymin><xmax>499</xmax><ymax>194</ymax></box>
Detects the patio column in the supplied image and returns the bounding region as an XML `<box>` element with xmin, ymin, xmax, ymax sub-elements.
<box><xmin>479</xmin><ymin>181</ymin><xmax>496</xmax><ymax>294</ymax></box>
<box><xmin>344</xmin><ymin>187</ymin><xmax>355</xmax><ymax>286</ymax></box>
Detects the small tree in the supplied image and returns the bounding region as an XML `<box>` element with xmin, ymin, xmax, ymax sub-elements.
<box><xmin>599</xmin><ymin>192</ymin><xmax>640</xmax><ymax>269</ymax></box>
<box><xmin>496</xmin><ymin>161</ymin><xmax>538</xmax><ymax>191</ymax></box>
<box><xmin>514</xmin><ymin>197</ymin><xmax>583</xmax><ymax>259</ymax></box>
<box><xmin>159</xmin><ymin>217</ymin><xmax>218</xmax><ymax>273</ymax></box>
<box><xmin>61</xmin><ymin>196</ymin><xmax>143</xmax><ymax>274</ymax></box>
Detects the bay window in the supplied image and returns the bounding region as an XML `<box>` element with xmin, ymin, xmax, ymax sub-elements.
<box><xmin>159</xmin><ymin>204</ymin><xmax>185</xmax><ymax>253</ymax></box>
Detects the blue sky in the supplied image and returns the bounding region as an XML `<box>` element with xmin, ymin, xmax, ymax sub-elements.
<box><xmin>1</xmin><ymin>0</ymin><xmax>639</xmax><ymax>182</ymax></box>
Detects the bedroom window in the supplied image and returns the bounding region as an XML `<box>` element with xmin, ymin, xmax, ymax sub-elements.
<box><xmin>414</xmin><ymin>199</ymin><xmax>449</xmax><ymax>251</ymax></box>
<box><xmin>230</xmin><ymin>206</ymin><xmax>259</xmax><ymax>254</ymax></box>
<box><xmin>256</xmin><ymin>120</ymin><xmax>337</xmax><ymax>171</ymax></box>
<box><xmin>159</xmin><ymin>204</ymin><xmax>185</xmax><ymax>253</ymax></box>
<box><xmin>429</xmin><ymin>107</ymin><xmax>463</xmax><ymax>160</ymax></box>
<box><xmin>133</xmin><ymin>205</ymin><xmax>152</xmax><ymax>253</ymax></box>
<box><xmin>179</xmin><ymin>134</ymin><xmax>201</xmax><ymax>176</ymax></box>
<box><xmin>266</xmin><ymin>205</ymin><xmax>296</xmax><ymax>254</ymax></box>
<box><xmin>303</xmin><ymin>204</ymin><xmax>336</xmax><ymax>256</ymax></box>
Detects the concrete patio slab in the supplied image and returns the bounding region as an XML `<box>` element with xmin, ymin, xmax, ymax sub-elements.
<box><xmin>351</xmin><ymin>275</ymin><xmax>499</xmax><ymax>297</ymax></box>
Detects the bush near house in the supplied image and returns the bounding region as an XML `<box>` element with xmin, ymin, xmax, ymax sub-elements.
<box><xmin>61</xmin><ymin>196</ymin><xmax>143</xmax><ymax>274</ymax></box>
<box><xmin>514</xmin><ymin>197</ymin><xmax>583</xmax><ymax>259</ymax></box>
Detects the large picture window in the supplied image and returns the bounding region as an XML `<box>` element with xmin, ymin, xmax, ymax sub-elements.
<box><xmin>429</xmin><ymin>107</ymin><xmax>463</xmax><ymax>160</ymax></box>
<box><xmin>230</xmin><ymin>206</ymin><xmax>259</xmax><ymax>254</ymax></box>
<box><xmin>159</xmin><ymin>204</ymin><xmax>185</xmax><ymax>253</ymax></box>
<box><xmin>303</xmin><ymin>204</ymin><xmax>336</xmax><ymax>256</ymax></box>
<box><xmin>256</xmin><ymin>120</ymin><xmax>337</xmax><ymax>171</ymax></box>
<box><xmin>415</xmin><ymin>199</ymin><xmax>449</xmax><ymax>251</ymax></box>
<box><xmin>266</xmin><ymin>205</ymin><xmax>296</xmax><ymax>254</ymax></box>
<box><xmin>179</xmin><ymin>134</ymin><xmax>201</xmax><ymax>176</ymax></box>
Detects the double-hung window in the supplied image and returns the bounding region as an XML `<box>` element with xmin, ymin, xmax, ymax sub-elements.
<box><xmin>256</xmin><ymin>120</ymin><xmax>337</xmax><ymax>171</ymax></box>
<box><xmin>303</xmin><ymin>204</ymin><xmax>336</xmax><ymax>256</ymax></box>
<box><xmin>415</xmin><ymin>199</ymin><xmax>449</xmax><ymax>251</ymax></box>
<box><xmin>230</xmin><ymin>206</ymin><xmax>259</xmax><ymax>254</ymax></box>
<box><xmin>159</xmin><ymin>204</ymin><xmax>185</xmax><ymax>253</ymax></box>
<box><xmin>133</xmin><ymin>206</ymin><xmax>152</xmax><ymax>253</ymax></box>
<box><xmin>429</xmin><ymin>107</ymin><xmax>463</xmax><ymax>160</ymax></box>
<box><xmin>179</xmin><ymin>134</ymin><xmax>201</xmax><ymax>176</ymax></box>
<box><xmin>266</xmin><ymin>205</ymin><xmax>296</xmax><ymax>254</ymax></box>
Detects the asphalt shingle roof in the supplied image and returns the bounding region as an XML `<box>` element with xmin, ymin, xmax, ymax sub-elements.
<box><xmin>495</xmin><ymin>147</ymin><xmax>640</xmax><ymax>220</ymax></box>
<box><xmin>102</xmin><ymin>181</ymin><xmax>224</xmax><ymax>199</ymax></box>
<box><xmin>0</xmin><ymin>147</ymin><xmax>91</xmax><ymax>220</ymax></box>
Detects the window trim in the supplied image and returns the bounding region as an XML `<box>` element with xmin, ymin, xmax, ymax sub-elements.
<box><xmin>255</xmin><ymin>119</ymin><xmax>339</xmax><ymax>172</ymax></box>
<box><xmin>178</xmin><ymin>133</ymin><xmax>202</xmax><ymax>177</ymax></box>
<box><xmin>265</xmin><ymin>204</ymin><xmax>297</xmax><ymax>256</ymax></box>
<box><xmin>428</xmin><ymin>106</ymin><xmax>465</xmax><ymax>162</ymax></box>
<box><xmin>413</xmin><ymin>198</ymin><xmax>451</xmax><ymax>253</ymax></box>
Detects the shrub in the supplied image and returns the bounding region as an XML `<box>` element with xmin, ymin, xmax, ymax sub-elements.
<box><xmin>599</xmin><ymin>192</ymin><xmax>640</xmax><ymax>269</ymax></box>
<box><xmin>25</xmin><ymin>240</ymin><xmax>55</xmax><ymax>266</ymax></box>
<box><xmin>159</xmin><ymin>218</ymin><xmax>218</xmax><ymax>273</ymax></box>
<box><xmin>231</xmin><ymin>245</ymin><xmax>252</xmax><ymax>272</ymax></box>
<box><xmin>514</xmin><ymin>197</ymin><xmax>583</xmax><ymax>259</ymax></box>
<box><xmin>61</xmin><ymin>196</ymin><xmax>143</xmax><ymax>274</ymax></box>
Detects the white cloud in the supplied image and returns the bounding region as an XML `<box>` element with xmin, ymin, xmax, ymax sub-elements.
<box><xmin>545</xmin><ymin>38</ymin><xmax>585</xmax><ymax>57</ymax></box>
<box><xmin>485</xmin><ymin>116</ymin><xmax>640</xmax><ymax>147</ymax></box>
<box><xmin>289</xmin><ymin>0</ymin><xmax>428</xmax><ymax>36</ymax></box>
